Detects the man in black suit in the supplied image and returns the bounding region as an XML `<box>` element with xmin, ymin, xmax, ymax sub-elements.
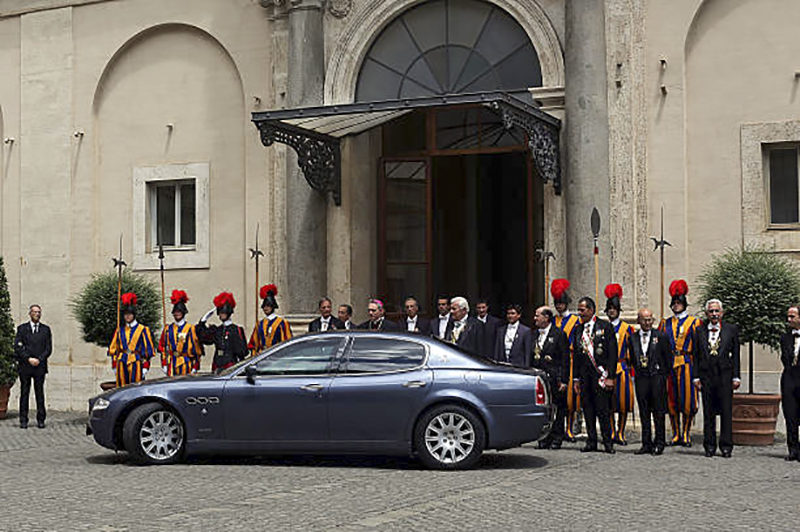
<box><xmin>476</xmin><ymin>298</ymin><xmax>503</xmax><ymax>359</ymax></box>
<box><xmin>358</xmin><ymin>299</ymin><xmax>400</xmax><ymax>331</ymax></box>
<box><xmin>694</xmin><ymin>299</ymin><xmax>741</xmax><ymax>458</ymax></box>
<box><xmin>493</xmin><ymin>304</ymin><xmax>531</xmax><ymax>367</ymax></box>
<box><xmin>337</xmin><ymin>304</ymin><xmax>354</xmax><ymax>330</ymax></box>
<box><xmin>780</xmin><ymin>305</ymin><xmax>800</xmax><ymax>461</ymax></box>
<box><xmin>432</xmin><ymin>295</ymin><xmax>450</xmax><ymax>339</ymax></box>
<box><xmin>628</xmin><ymin>308</ymin><xmax>672</xmax><ymax>455</ymax></box>
<box><xmin>308</xmin><ymin>297</ymin><xmax>344</xmax><ymax>333</ymax></box>
<box><xmin>444</xmin><ymin>296</ymin><xmax>484</xmax><ymax>355</ymax></box>
<box><xmin>572</xmin><ymin>297</ymin><xmax>618</xmax><ymax>454</ymax></box>
<box><xmin>531</xmin><ymin>305</ymin><xmax>569</xmax><ymax>449</ymax></box>
<box><xmin>14</xmin><ymin>304</ymin><xmax>52</xmax><ymax>429</ymax></box>
<box><xmin>403</xmin><ymin>297</ymin><xmax>431</xmax><ymax>335</ymax></box>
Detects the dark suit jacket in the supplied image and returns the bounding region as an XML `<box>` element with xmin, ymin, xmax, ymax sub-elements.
<box><xmin>627</xmin><ymin>328</ymin><xmax>671</xmax><ymax>378</ymax></box>
<box><xmin>357</xmin><ymin>317</ymin><xmax>401</xmax><ymax>331</ymax></box>
<box><xmin>530</xmin><ymin>326</ymin><xmax>568</xmax><ymax>385</ymax></box>
<box><xmin>431</xmin><ymin>314</ymin><xmax>450</xmax><ymax>339</ymax></box>
<box><xmin>479</xmin><ymin>315</ymin><xmax>503</xmax><ymax>358</ymax></box>
<box><xmin>14</xmin><ymin>322</ymin><xmax>52</xmax><ymax>375</ymax></box>
<box><xmin>494</xmin><ymin>323</ymin><xmax>532</xmax><ymax>367</ymax></box>
<box><xmin>571</xmin><ymin>318</ymin><xmax>618</xmax><ymax>383</ymax></box>
<box><xmin>444</xmin><ymin>316</ymin><xmax>485</xmax><ymax>356</ymax></box>
<box><xmin>695</xmin><ymin>322</ymin><xmax>740</xmax><ymax>381</ymax></box>
<box><xmin>308</xmin><ymin>316</ymin><xmax>345</xmax><ymax>333</ymax></box>
<box><xmin>780</xmin><ymin>330</ymin><xmax>800</xmax><ymax>372</ymax></box>
<box><xmin>402</xmin><ymin>316</ymin><xmax>432</xmax><ymax>335</ymax></box>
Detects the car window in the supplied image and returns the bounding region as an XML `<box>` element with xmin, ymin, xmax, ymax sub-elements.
<box><xmin>255</xmin><ymin>338</ymin><xmax>342</xmax><ymax>376</ymax></box>
<box><xmin>345</xmin><ymin>337</ymin><xmax>426</xmax><ymax>374</ymax></box>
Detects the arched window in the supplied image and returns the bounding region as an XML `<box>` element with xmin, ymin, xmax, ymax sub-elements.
<box><xmin>356</xmin><ymin>0</ymin><xmax>542</xmax><ymax>102</ymax></box>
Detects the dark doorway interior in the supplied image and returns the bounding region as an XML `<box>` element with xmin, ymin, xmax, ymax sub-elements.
<box><xmin>432</xmin><ymin>153</ymin><xmax>531</xmax><ymax>317</ymax></box>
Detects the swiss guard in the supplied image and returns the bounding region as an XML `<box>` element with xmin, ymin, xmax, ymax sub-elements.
<box><xmin>196</xmin><ymin>292</ymin><xmax>248</xmax><ymax>373</ymax></box>
<box><xmin>158</xmin><ymin>290</ymin><xmax>204</xmax><ymax>376</ymax></box>
<box><xmin>248</xmin><ymin>284</ymin><xmax>293</xmax><ymax>354</ymax></box>
<box><xmin>551</xmin><ymin>278</ymin><xmax>582</xmax><ymax>441</ymax></box>
<box><xmin>605</xmin><ymin>284</ymin><xmax>634</xmax><ymax>446</ymax></box>
<box><xmin>659</xmin><ymin>279</ymin><xmax>700</xmax><ymax>446</ymax></box>
<box><xmin>107</xmin><ymin>292</ymin><xmax>156</xmax><ymax>387</ymax></box>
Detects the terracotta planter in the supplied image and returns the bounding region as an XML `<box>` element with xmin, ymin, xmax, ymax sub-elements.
<box><xmin>732</xmin><ymin>393</ymin><xmax>782</xmax><ymax>446</ymax></box>
<box><xmin>0</xmin><ymin>383</ymin><xmax>12</xmax><ymax>420</ymax></box>
<box><xmin>100</xmin><ymin>381</ymin><xmax>117</xmax><ymax>392</ymax></box>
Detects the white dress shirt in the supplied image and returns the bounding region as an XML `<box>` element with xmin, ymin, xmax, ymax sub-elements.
<box><xmin>794</xmin><ymin>330</ymin><xmax>800</xmax><ymax>359</ymax></box>
<box><xmin>438</xmin><ymin>314</ymin><xmax>449</xmax><ymax>338</ymax></box>
<box><xmin>640</xmin><ymin>329</ymin><xmax>651</xmax><ymax>353</ymax></box>
<box><xmin>504</xmin><ymin>322</ymin><xmax>519</xmax><ymax>355</ymax></box>
<box><xmin>29</xmin><ymin>321</ymin><xmax>40</xmax><ymax>334</ymax></box>
<box><xmin>537</xmin><ymin>325</ymin><xmax>551</xmax><ymax>350</ymax></box>
<box><xmin>320</xmin><ymin>316</ymin><xmax>331</xmax><ymax>332</ymax></box>
<box><xmin>407</xmin><ymin>316</ymin><xmax>418</xmax><ymax>332</ymax></box>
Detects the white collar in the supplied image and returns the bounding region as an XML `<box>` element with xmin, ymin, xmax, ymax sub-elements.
<box><xmin>320</xmin><ymin>315</ymin><xmax>331</xmax><ymax>322</ymax></box>
<box><xmin>265</xmin><ymin>313</ymin><xmax>277</xmax><ymax>321</ymax></box>
<box><xmin>222</xmin><ymin>319</ymin><xmax>233</xmax><ymax>326</ymax></box>
<box><xmin>611</xmin><ymin>318</ymin><xmax>621</xmax><ymax>327</ymax></box>
<box><xmin>539</xmin><ymin>323</ymin><xmax>551</xmax><ymax>335</ymax></box>
<box><xmin>407</xmin><ymin>315</ymin><xmax>417</xmax><ymax>322</ymax></box>
<box><xmin>439</xmin><ymin>314</ymin><xmax>449</xmax><ymax>320</ymax></box>
<box><xmin>29</xmin><ymin>321</ymin><xmax>39</xmax><ymax>327</ymax></box>
<box><xmin>675</xmin><ymin>311</ymin><xmax>688</xmax><ymax>319</ymax></box>
<box><xmin>708</xmin><ymin>322</ymin><xmax>721</xmax><ymax>330</ymax></box>
<box><xmin>507</xmin><ymin>321</ymin><xmax>519</xmax><ymax>329</ymax></box>
<box><xmin>558</xmin><ymin>310</ymin><xmax>572</xmax><ymax>318</ymax></box>
<box><xmin>457</xmin><ymin>316</ymin><xmax>468</xmax><ymax>325</ymax></box>
<box><xmin>126</xmin><ymin>320</ymin><xmax>139</xmax><ymax>328</ymax></box>
<box><xmin>174</xmin><ymin>319</ymin><xmax>186</xmax><ymax>327</ymax></box>
<box><xmin>478</xmin><ymin>315</ymin><xmax>488</xmax><ymax>323</ymax></box>
<box><xmin>641</xmin><ymin>328</ymin><xmax>651</xmax><ymax>336</ymax></box>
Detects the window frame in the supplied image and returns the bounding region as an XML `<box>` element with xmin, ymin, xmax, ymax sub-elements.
<box><xmin>765</xmin><ymin>142</ymin><xmax>800</xmax><ymax>230</ymax></box>
<box><xmin>149</xmin><ymin>179</ymin><xmax>197</xmax><ymax>251</ymax></box>
<box><xmin>338</xmin><ymin>334</ymin><xmax>429</xmax><ymax>376</ymax></box>
<box><xmin>132</xmin><ymin>163</ymin><xmax>210</xmax><ymax>270</ymax></box>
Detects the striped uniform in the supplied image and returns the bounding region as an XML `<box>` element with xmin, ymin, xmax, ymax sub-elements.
<box><xmin>554</xmin><ymin>312</ymin><xmax>581</xmax><ymax>440</ymax></box>
<box><xmin>159</xmin><ymin>322</ymin><xmax>204</xmax><ymax>376</ymax></box>
<box><xmin>248</xmin><ymin>315</ymin><xmax>293</xmax><ymax>354</ymax></box>
<box><xmin>613</xmin><ymin>320</ymin><xmax>635</xmax><ymax>444</ymax></box>
<box><xmin>660</xmin><ymin>314</ymin><xmax>700</xmax><ymax>445</ymax></box>
<box><xmin>108</xmin><ymin>322</ymin><xmax>156</xmax><ymax>387</ymax></box>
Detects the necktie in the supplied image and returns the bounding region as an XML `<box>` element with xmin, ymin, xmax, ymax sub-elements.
<box><xmin>34</xmin><ymin>324</ymin><xmax>38</xmax><ymax>334</ymax></box>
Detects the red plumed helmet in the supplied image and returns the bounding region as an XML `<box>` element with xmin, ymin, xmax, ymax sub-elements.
<box><xmin>550</xmin><ymin>278</ymin><xmax>570</xmax><ymax>300</ymax></box>
<box><xmin>669</xmin><ymin>279</ymin><xmax>689</xmax><ymax>297</ymax></box>
<box><xmin>121</xmin><ymin>292</ymin><xmax>138</xmax><ymax>306</ymax></box>
<box><xmin>604</xmin><ymin>283</ymin><xmax>623</xmax><ymax>300</ymax></box>
<box><xmin>260</xmin><ymin>284</ymin><xmax>278</xmax><ymax>300</ymax></box>
<box><xmin>213</xmin><ymin>292</ymin><xmax>236</xmax><ymax>310</ymax></box>
<box><xmin>170</xmin><ymin>290</ymin><xmax>189</xmax><ymax>305</ymax></box>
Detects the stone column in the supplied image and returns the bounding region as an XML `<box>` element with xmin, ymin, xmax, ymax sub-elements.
<box><xmin>285</xmin><ymin>0</ymin><xmax>327</xmax><ymax>314</ymax></box>
<box><xmin>564</xmin><ymin>0</ymin><xmax>612</xmax><ymax>301</ymax></box>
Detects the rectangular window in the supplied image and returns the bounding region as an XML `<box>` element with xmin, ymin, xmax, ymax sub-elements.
<box><xmin>768</xmin><ymin>146</ymin><xmax>800</xmax><ymax>225</ymax></box>
<box><xmin>150</xmin><ymin>180</ymin><xmax>196</xmax><ymax>249</ymax></box>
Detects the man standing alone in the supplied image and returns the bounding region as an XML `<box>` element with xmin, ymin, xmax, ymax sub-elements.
<box><xmin>14</xmin><ymin>305</ymin><xmax>52</xmax><ymax>429</ymax></box>
<box><xmin>780</xmin><ymin>305</ymin><xmax>800</xmax><ymax>461</ymax></box>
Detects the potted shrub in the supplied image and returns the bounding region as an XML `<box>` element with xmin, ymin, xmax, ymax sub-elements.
<box><xmin>71</xmin><ymin>270</ymin><xmax>161</xmax><ymax>390</ymax></box>
<box><xmin>698</xmin><ymin>247</ymin><xmax>800</xmax><ymax>445</ymax></box>
<box><xmin>0</xmin><ymin>257</ymin><xmax>17</xmax><ymax>419</ymax></box>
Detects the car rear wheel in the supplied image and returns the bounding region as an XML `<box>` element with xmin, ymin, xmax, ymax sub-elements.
<box><xmin>414</xmin><ymin>404</ymin><xmax>485</xmax><ymax>470</ymax></box>
<box><xmin>122</xmin><ymin>403</ymin><xmax>185</xmax><ymax>465</ymax></box>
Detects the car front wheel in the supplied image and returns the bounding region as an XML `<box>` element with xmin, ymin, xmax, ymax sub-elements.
<box><xmin>414</xmin><ymin>404</ymin><xmax>485</xmax><ymax>470</ymax></box>
<box><xmin>122</xmin><ymin>403</ymin><xmax>185</xmax><ymax>465</ymax></box>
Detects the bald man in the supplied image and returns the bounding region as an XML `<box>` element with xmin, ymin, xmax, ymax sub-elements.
<box><xmin>627</xmin><ymin>309</ymin><xmax>672</xmax><ymax>455</ymax></box>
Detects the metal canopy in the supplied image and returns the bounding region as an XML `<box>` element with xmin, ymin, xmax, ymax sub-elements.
<box><xmin>252</xmin><ymin>91</ymin><xmax>562</xmax><ymax>205</ymax></box>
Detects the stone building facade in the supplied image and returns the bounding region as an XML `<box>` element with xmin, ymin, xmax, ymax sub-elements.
<box><xmin>0</xmin><ymin>0</ymin><xmax>798</xmax><ymax>409</ymax></box>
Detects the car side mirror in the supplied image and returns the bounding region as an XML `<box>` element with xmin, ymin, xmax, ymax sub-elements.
<box><xmin>245</xmin><ymin>364</ymin><xmax>257</xmax><ymax>385</ymax></box>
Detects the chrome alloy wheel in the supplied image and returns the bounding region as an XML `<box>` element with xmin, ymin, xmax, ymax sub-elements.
<box><xmin>424</xmin><ymin>412</ymin><xmax>475</xmax><ymax>464</ymax></box>
<box><xmin>139</xmin><ymin>410</ymin><xmax>183</xmax><ymax>461</ymax></box>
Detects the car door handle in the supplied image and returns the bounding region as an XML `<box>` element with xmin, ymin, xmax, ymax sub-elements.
<box><xmin>402</xmin><ymin>380</ymin><xmax>427</xmax><ymax>388</ymax></box>
<box><xmin>300</xmin><ymin>383</ymin><xmax>324</xmax><ymax>391</ymax></box>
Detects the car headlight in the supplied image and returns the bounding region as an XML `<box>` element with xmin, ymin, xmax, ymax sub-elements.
<box><xmin>92</xmin><ymin>398</ymin><xmax>110</xmax><ymax>411</ymax></box>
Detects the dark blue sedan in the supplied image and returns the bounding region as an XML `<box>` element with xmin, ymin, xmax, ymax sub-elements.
<box><xmin>87</xmin><ymin>332</ymin><xmax>554</xmax><ymax>469</ymax></box>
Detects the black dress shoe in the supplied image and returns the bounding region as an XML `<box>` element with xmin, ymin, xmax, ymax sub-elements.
<box><xmin>704</xmin><ymin>449</ymin><xmax>715</xmax><ymax>458</ymax></box>
<box><xmin>635</xmin><ymin>447</ymin><xmax>652</xmax><ymax>455</ymax></box>
<box><xmin>550</xmin><ymin>442</ymin><xmax>562</xmax><ymax>450</ymax></box>
<box><xmin>538</xmin><ymin>441</ymin><xmax>551</xmax><ymax>450</ymax></box>
<box><xmin>19</xmin><ymin>422</ymin><xmax>28</xmax><ymax>429</ymax></box>
<box><xmin>581</xmin><ymin>445</ymin><xmax>597</xmax><ymax>453</ymax></box>
<box><xmin>604</xmin><ymin>445</ymin><xmax>616</xmax><ymax>455</ymax></box>
<box><xmin>784</xmin><ymin>454</ymin><xmax>797</xmax><ymax>461</ymax></box>
<box><xmin>683</xmin><ymin>440</ymin><xmax>692</xmax><ymax>448</ymax></box>
<box><xmin>37</xmin><ymin>421</ymin><xmax>45</xmax><ymax>429</ymax></box>
<box><xmin>721</xmin><ymin>450</ymin><xmax>731</xmax><ymax>458</ymax></box>
<box><xmin>653</xmin><ymin>446</ymin><xmax>665</xmax><ymax>456</ymax></box>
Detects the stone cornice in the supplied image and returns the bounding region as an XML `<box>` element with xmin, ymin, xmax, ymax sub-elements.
<box><xmin>260</xmin><ymin>0</ymin><xmax>351</xmax><ymax>19</ymax></box>
<box><xmin>0</xmin><ymin>0</ymin><xmax>117</xmax><ymax>19</ymax></box>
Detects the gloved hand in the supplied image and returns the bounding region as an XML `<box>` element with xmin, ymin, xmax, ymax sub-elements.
<box><xmin>201</xmin><ymin>308</ymin><xmax>215</xmax><ymax>323</ymax></box>
<box><xmin>162</xmin><ymin>365</ymin><xmax>169</xmax><ymax>375</ymax></box>
<box><xmin>142</xmin><ymin>367</ymin><xmax>148</xmax><ymax>377</ymax></box>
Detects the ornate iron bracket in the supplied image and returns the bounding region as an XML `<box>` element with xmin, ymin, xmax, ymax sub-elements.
<box><xmin>256</xmin><ymin>120</ymin><xmax>342</xmax><ymax>205</ymax></box>
<box><xmin>489</xmin><ymin>101</ymin><xmax>562</xmax><ymax>194</ymax></box>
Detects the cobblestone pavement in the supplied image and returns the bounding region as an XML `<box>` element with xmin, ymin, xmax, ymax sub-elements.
<box><xmin>0</xmin><ymin>411</ymin><xmax>797</xmax><ymax>532</ymax></box>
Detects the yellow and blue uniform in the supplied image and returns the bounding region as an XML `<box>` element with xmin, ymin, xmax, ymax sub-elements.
<box><xmin>108</xmin><ymin>322</ymin><xmax>156</xmax><ymax>387</ymax></box>
<box><xmin>248</xmin><ymin>315</ymin><xmax>293</xmax><ymax>354</ymax></box>
<box><xmin>660</xmin><ymin>313</ymin><xmax>700</xmax><ymax>445</ymax></box>
<box><xmin>159</xmin><ymin>322</ymin><xmax>204</xmax><ymax>376</ymax></box>
<box><xmin>613</xmin><ymin>320</ymin><xmax>635</xmax><ymax>444</ymax></box>
<box><xmin>555</xmin><ymin>312</ymin><xmax>581</xmax><ymax>440</ymax></box>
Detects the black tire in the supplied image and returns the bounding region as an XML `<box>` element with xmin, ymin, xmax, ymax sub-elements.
<box><xmin>122</xmin><ymin>403</ymin><xmax>185</xmax><ymax>465</ymax></box>
<box><xmin>414</xmin><ymin>404</ymin><xmax>486</xmax><ymax>470</ymax></box>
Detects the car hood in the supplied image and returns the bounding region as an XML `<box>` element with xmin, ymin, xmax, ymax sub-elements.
<box><xmin>94</xmin><ymin>372</ymin><xmax>221</xmax><ymax>400</ymax></box>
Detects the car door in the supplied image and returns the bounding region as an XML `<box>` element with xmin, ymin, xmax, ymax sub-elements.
<box><xmin>327</xmin><ymin>335</ymin><xmax>432</xmax><ymax>446</ymax></box>
<box><xmin>222</xmin><ymin>336</ymin><xmax>344</xmax><ymax>443</ymax></box>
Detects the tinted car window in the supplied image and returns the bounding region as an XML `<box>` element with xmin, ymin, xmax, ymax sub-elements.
<box><xmin>345</xmin><ymin>337</ymin><xmax>426</xmax><ymax>374</ymax></box>
<box><xmin>256</xmin><ymin>338</ymin><xmax>342</xmax><ymax>376</ymax></box>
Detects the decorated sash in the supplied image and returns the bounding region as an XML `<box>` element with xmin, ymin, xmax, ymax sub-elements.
<box><xmin>581</xmin><ymin>320</ymin><xmax>608</xmax><ymax>388</ymax></box>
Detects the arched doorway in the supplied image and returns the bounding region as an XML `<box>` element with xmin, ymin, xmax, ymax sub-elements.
<box><xmin>361</xmin><ymin>0</ymin><xmax>545</xmax><ymax>318</ymax></box>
